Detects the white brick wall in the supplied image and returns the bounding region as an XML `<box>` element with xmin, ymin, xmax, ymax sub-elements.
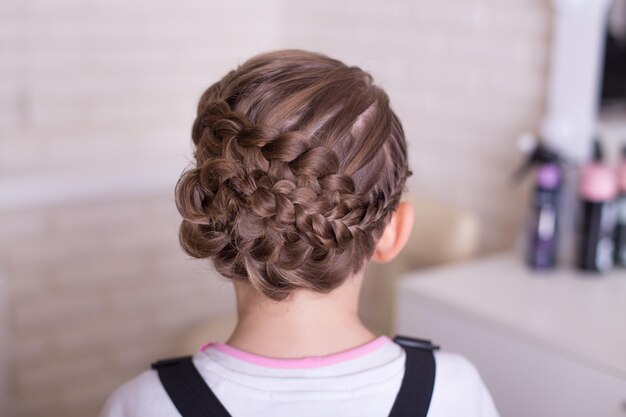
<box><xmin>0</xmin><ymin>0</ymin><xmax>552</xmax><ymax>415</ymax></box>
<box><xmin>0</xmin><ymin>195</ymin><xmax>237</xmax><ymax>417</ymax></box>
<box><xmin>0</xmin><ymin>0</ymin><xmax>281</xmax><ymax>176</ymax></box>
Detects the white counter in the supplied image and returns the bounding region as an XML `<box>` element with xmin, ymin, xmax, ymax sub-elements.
<box><xmin>395</xmin><ymin>252</ymin><xmax>626</xmax><ymax>417</ymax></box>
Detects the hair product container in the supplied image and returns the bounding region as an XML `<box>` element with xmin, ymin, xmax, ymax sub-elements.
<box><xmin>513</xmin><ymin>138</ymin><xmax>563</xmax><ymax>270</ymax></box>
<box><xmin>577</xmin><ymin>140</ymin><xmax>619</xmax><ymax>272</ymax></box>
<box><xmin>528</xmin><ymin>163</ymin><xmax>562</xmax><ymax>269</ymax></box>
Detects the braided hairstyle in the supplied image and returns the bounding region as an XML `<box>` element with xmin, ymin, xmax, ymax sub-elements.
<box><xmin>175</xmin><ymin>49</ymin><xmax>411</xmax><ymax>301</ymax></box>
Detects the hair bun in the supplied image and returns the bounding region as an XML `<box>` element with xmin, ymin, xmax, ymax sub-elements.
<box><xmin>175</xmin><ymin>50</ymin><xmax>410</xmax><ymax>301</ymax></box>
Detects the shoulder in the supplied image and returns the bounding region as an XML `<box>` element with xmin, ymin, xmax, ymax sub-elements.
<box><xmin>434</xmin><ymin>351</ymin><xmax>482</xmax><ymax>386</ymax></box>
<box><xmin>429</xmin><ymin>351</ymin><xmax>500</xmax><ymax>417</ymax></box>
<box><xmin>98</xmin><ymin>368</ymin><xmax>179</xmax><ymax>417</ymax></box>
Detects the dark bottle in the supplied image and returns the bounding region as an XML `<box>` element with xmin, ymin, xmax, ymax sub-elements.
<box><xmin>513</xmin><ymin>141</ymin><xmax>563</xmax><ymax>270</ymax></box>
<box><xmin>577</xmin><ymin>140</ymin><xmax>619</xmax><ymax>272</ymax></box>
<box><xmin>527</xmin><ymin>162</ymin><xmax>562</xmax><ymax>269</ymax></box>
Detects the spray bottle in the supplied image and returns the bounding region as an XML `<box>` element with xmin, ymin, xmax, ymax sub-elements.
<box><xmin>513</xmin><ymin>140</ymin><xmax>563</xmax><ymax>270</ymax></box>
<box><xmin>577</xmin><ymin>139</ymin><xmax>619</xmax><ymax>272</ymax></box>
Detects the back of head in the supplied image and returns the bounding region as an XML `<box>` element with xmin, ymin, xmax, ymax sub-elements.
<box><xmin>175</xmin><ymin>49</ymin><xmax>411</xmax><ymax>302</ymax></box>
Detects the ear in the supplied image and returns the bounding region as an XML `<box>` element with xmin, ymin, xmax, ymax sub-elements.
<box><xmin>371</xmin><ymin>201</ymin><xmax>414</xmax><ymax>263</ymax></box>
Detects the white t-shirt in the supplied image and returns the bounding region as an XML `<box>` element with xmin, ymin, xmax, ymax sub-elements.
<box><xmin>99</xmin><ymin>335</ymin><xmax>499</xmax><ymax>417</ymax></box>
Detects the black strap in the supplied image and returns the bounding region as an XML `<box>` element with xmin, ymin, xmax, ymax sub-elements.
<box><xmin>388</xmin><ymin>335</ymin><xmax>438</xmax><ymax>417</ymax></box>
<box><xmin>152</xmin><ymin>334</ymin><xmax>437</xmax><ymax>417</ymax></box>
<box><xmin>151</xmin><ymin>356</ymin><xmax>231</xmax><ymax>417</ymax></box>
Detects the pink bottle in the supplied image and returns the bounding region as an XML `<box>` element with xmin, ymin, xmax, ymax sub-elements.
<box><xmin>577</xmin><ymin>140</ymin><xmax>619</xmax><ymax>272</ymax></box>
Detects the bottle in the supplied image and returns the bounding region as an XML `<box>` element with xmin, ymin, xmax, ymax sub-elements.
<box><xmin>513</xmin><ymin>139</ymin><xmax>563</xmax><ymax>270</ymax></box>
<box><xmin>577</xmin><ymin>139</ymin><xmax>619</xmax><ymax>272</ymax></box>
<box><xmin>614</xmin><ymin>144</ymin><xmax>626</xmax><ymax>267</ymax></box>
<box><xmin>527</xmin><ymin>159</ymin><xmax>562</xmax><ymax>270</ymax></box>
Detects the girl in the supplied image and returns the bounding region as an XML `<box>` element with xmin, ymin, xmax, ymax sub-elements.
<box><xmin>99</xmin><ymin>49</ymin><xmax>499</xmax><ymax>417</ymax></box>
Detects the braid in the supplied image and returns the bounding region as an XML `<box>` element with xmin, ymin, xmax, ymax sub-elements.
<box><xmin>176</xmin><ymin>50</ymin><xmax>411</xmax><ymax>301</ymax></box>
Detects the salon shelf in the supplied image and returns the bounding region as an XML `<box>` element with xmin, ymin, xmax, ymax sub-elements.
<box><xmin>395</xmin><ymin>251</ymin><xmax>626</xmax><ymax>417</ymax></box>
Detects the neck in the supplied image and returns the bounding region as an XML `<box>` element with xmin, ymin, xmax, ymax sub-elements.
<box><xmin>225</xmin><ymin>272</ymin><xmax>377</xmax><ymax>358</ymax></box>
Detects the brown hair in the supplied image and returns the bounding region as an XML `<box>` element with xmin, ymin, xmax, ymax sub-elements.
<box><xmin>175</xmin><ymin>49</ymin><xmax>411</xmax><ymax>301</ymax></box>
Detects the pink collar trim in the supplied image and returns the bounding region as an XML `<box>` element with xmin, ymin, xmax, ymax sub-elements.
<box><xmin>200</xmin><ymin>335</ymin><xmax>391</xmax><ymax>369</ymax></box>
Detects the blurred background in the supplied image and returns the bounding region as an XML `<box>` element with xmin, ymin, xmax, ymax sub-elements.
<box><xmin>1</xmin><ymin>0</ymin><xmax>623</xmax><ymax>416</ymax></box>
